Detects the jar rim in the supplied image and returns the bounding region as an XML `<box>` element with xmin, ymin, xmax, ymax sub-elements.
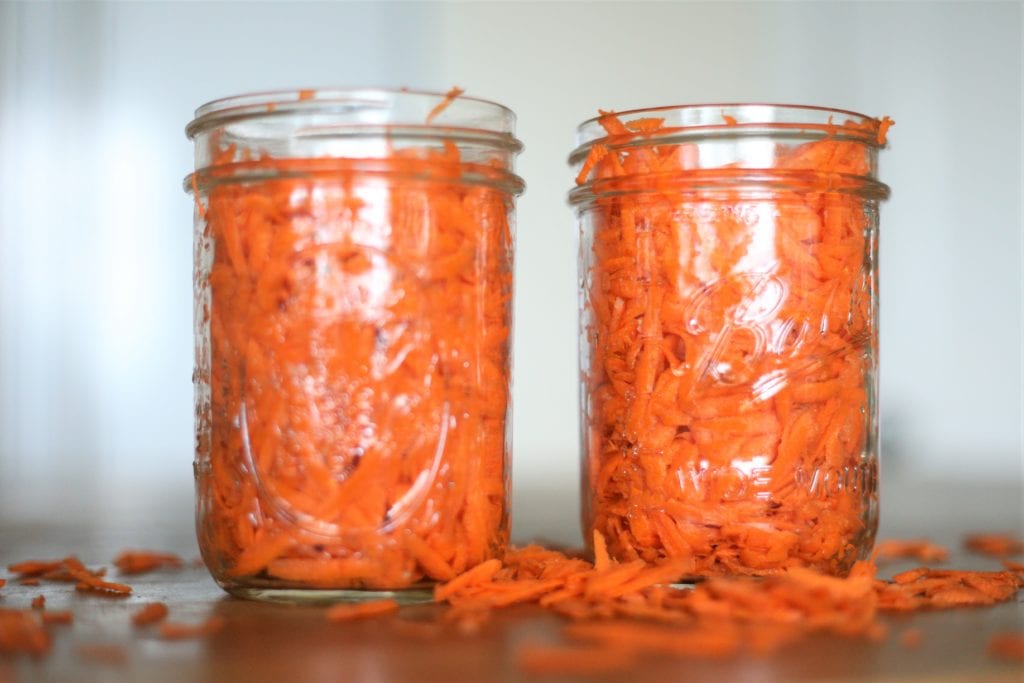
<box><xmin>573</xmin><ymin>102</ymin><xmax>886</xmax><ymax>153</ymax></box>
<box><xmin>186</xmin><ymin>87</ymin><xmax>520</xmax><ymax>146</ymax></box>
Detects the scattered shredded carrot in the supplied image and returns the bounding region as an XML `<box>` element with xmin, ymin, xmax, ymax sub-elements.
<box><xmin>326</xmin><ymin>599</ymin><xmax>400</xmax><ymax>623</ymax></box>
<box><xmin>427</xmin><ymin>532</ymin><xmax>1021</xmax><ymax>674</ymax></box>
<box><xmin>988</xmin><ymin>632</ymin><xmax>1024</xmax><ymax>661</ymax></box>
<box><xmin>31</xmin><ymin>595</ymin><xmax>45</xmax><ymax>610</ymax></box>
<box><xmin>965</xmin><ymin>533</ymin><xmax>1024</xmax><ymax>558</ymax></box>
<box><xmin>113</xmin><ymin>550</ymin><xmax>183</xmax><ymax>575</ymax></box>
<box><xmin>899</xmin><ymin>627</ymin><xmax>923</xmax><ymax>648</ymax></box>
<box><xmin>297</xmin><ymin>89</ymin><xmax>315</xmax><ymax>101</ymax></box>
<box><xmin>77</xmin><ymin>644</ymin><xmax>127</xmax><ymax>665</ymax></box>
<box><xmin>0</xmin><ymin>579</ymin><xmax>6</xmax><ymax>588</ymax></box>
<box><xmin>721</xmin><ymin>112</ymin><xmax>738</xmax><ymax>125</ymax></box>
<box><xmin>574</xmin><ymin>109</ymin><xmax>892</xmax><ymax>577</ymax></box>
<box><xmin>159</xmin><ymin>616</ymin><xmax>225</xmax><ymax>641</ymax></box>
<box><xmin>425</xmin><ymin>86</ymin><xmax>465</xmax><ymax>123</ymax></box>
<box><xmin>877</xmin><ymin>567</ymin><xmax>1022</xmax><ymax>611</ymax></box>
<box><xmin>0</xmin><ymin>609</ymin><xmax>50</xmax><ymax>656</ymax></box>
<box><xmin>874</xmin><ymin>539</ymin><xmax>949</xmax><ymax>563</ymax></box>
<box><xmin>131</xmin><ymin>602</ymin><xmax>169</xmax><ymax>627</ymax></box>
<box><xmin>7</xmin><ymin>556</ymin><xmax>129</xmax><ymax>596</ymax></box>
<box><xmin>193</xmin><ymin>95</ymin><xmax>515</xmax><ymax>591</ymax></box>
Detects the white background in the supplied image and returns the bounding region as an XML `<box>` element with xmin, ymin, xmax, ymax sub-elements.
<box><xmin>0</xmin><ymin>1</ymin><xmax>1020</xmax><ymax>534</ymax></box>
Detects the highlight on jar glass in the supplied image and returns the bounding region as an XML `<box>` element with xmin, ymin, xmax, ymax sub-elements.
<box><xmin>186</xmin><ymin>88</ymin><xmax>523</xmax><ymax>602</ymax></box>
<box><xmin>570</xmin><ymin>104</ymin><xmax>892</xmax><ymax>578</ymax></box>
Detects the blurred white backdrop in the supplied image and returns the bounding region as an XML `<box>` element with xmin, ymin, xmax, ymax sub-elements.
<box><xmin>0</xmin><ymin>1</ymin><xmax>1020</xmax><ymax>534</ymax></box>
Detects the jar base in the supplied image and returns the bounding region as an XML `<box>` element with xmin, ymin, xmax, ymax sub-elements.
<box><xmin>223</xmin><ymin>585</ymin><xmax>435</xmax><ymax>605</ymax></box>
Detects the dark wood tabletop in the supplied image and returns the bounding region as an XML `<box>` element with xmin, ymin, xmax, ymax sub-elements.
<box><xmin>1</xmin><ymin>474</ymin><xmax>1021</xmax><ymax>682</ymax></box>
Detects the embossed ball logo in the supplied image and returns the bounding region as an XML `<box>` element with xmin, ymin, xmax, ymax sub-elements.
<box><xmin>684</xmin><ymin>271</ymin><xmax>804</xmax><ymax>392</ymax></box>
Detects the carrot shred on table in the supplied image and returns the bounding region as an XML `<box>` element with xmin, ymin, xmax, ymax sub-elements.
<box><xmin>8</xmin><ymin>560</ymin><xmax>65</xmax><ymax>577</ymax></box>
<box><xmin>964</xmin><ymin>533</ymin><xmax>1024</xmax><ymax>558</ymax></box>
<box><xmin>131</xmin><ymin>602</ymin><xmax>169</xmax><ymax>627</ymax></box>
<box><xmin>874</xmin><ymin>539</ymin><xmax>949</xmax><ymax>563</ymax></box>
<box><xmin>113</xmin><ymin>550</ymin><xmax>184</xmax><ymax>575</ymax></box>
<box><xmin>18</xmin><ymin>578</ymin><xmax>39</xmax><ymax>586</ymax></box>
<box><xmin>987</xmin><ymin>632</ymin><xmax>1024</xmax><ymax>661</ymax></box>
<box><xmin>325</xmin><ymin>599</ymin><xmax>399</xmax><ymax>623</ymax></box>
<box><xmin>1002</xmin><ymin>559</ymin><xmax>1024</xmax><ymax>573</ymax></box>
<box><xmin>30</xmin><ymin>596</ymin><xmax>45</xmax><ymax>610</ymax></box>
<box><xmin>159</xmin><ymin>616</ymin><xmax>225</xmax><ymax>640</ymax></box>
<box><xmin>0</xmin><ymin>609</ymin><xmax>50</xmax><ymax>656</ymax></box>
<box><xmin>425</xmin><ymin>86</ymin><xmax>465</xmax><ymax>123</ymax></box>
<box><xmin>721</xmin><ymin>112</ymin><xmax>738</xmax><ymax>125</ymax></box>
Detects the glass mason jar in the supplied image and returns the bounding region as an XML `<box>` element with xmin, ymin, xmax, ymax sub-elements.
<box><xmin>570</xmin><ymin>104</ymin><xmax>891</xmax><ymax>577</ymax></box>
<box><xmin>186</xmin><ymin>89</ymin><xmax>523</xmax><ymax>601</ymax></box>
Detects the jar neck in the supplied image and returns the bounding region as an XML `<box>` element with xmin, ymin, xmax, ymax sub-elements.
<box><xmin>569</xmin><ymin>104</ymin><xmax>891</xmax><ymax>204</ymax></box>
<box><xmin>186</xmin><ymin>89</ymin><xmax>524</xmax><ymax>195</ymax></box>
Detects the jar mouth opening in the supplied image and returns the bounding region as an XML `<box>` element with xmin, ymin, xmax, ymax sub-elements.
<box><xmin>572</xmin><ymin>102</ymin><xmax>886</xmax><ymax>158</ymax></box>
<box><xmin>186</xmin><ymin>87</ymin><xmax>521</xmax><ymax>150</ymax></box>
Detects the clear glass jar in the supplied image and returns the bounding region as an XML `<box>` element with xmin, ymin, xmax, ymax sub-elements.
<box><xmin>186</xmin><ymin>89</ymin><xmax>523</xmax><ymax>602</ymax></box>
<box><xmin>570</xmin><ymin>104</ymin><xmax>891</xmax><ymax>577</ymax></box>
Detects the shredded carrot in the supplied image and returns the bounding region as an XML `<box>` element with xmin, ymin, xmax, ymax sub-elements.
<box><xmin>574</xmin><ymin>109</ymin><xmax>892</xmax><ymax>578</ymax></box>
<box><xmin>874</xmin><ymin>539</ymin><xmax>949</xmax><ymax>563</ymax></box>
<box><xmin>721</xmin><ymin>112</ymin><xmax>738</xmax><ymax>125</ymax></box>
<box><xmin>877</xmin><ymin>567</ymin><xmax>1022</xmax><ymax>611</ymax></box>
<box><xmin>159</xmin><ymin>616</ymin><xmax>225</xmax><ymax>641</ymax></box>
<box><xmin>0</xmin><ymin>579</ymin><xmax>5</xmax><ymax>588</ymax></box>
<box><xmin>113</xmin><ymin>550</ymin><xmax>183</xmax><ymax>575</ymax></box>
<box><xmin>77</xmin><ymin>644</ymin><xmax>127</xmax><ymax>665</ymax></box>
<box><xmin>7</xmin><ymin>556</ymin><xmax>128</xmax><ymax>596</ymax></box>
<box><xmin>65</xmin><ymin>559</ymin><xmax>133</xmax><ymax>596</ymax></box>
<box><xmin>425</xmin><ymin>86</ymin><xmax>465</xmax><ymax>123</ymax></box>
<box><xmin>8</xmin><ymin>560</ymin><xmax>65</xmax><ymax>577</ymax></box>
<box><xmin>1003</xmin><ymin>559</ymin><xmax>1024</xmax><ymax>573</ymax></box>
<box><xmin>193</xmin><ymin>98</ymin><xmax>514</xmax><ymax>591</ymax></box>
<box><xmin>0</xmin><ymin>609</ymin><xmax>50</xmax><ymax>656</ymax></box>
<box><xmin>131</xmin><ymin>602</ymin><xmax>169</xmax><ymax>627</ymax></box>
<box><xmin>988</xmin><ymin>632</ymin><xmax>1024</xmax><ymax>661</ymax></box>
<box><xmin>876</xmin><ymin>116</ymin><xmax>895</xmax><ymax>145</ymax></box>
<box><xmin>30</xmin><ymin>596</ymin><xmax>45</xmax><ymax>610</ymax></box>
<box><xmin>420</xmin><ymin>532</ymin><xmax>1021</xmax><ymax>675</ymax></box>
<box><xmin>965</xmin><ymin>533</ymin><xmax>1024</xmax><ymax>557</ymax></box>
<box><xmin>298</xmin><ymin>89</ymin><xmax>315</xmax><ymax>101</ymax></box>
<box><xmin>325</xmin><ymin>599</ymin><xmax>399</xmax><ymax>622</ymax></box>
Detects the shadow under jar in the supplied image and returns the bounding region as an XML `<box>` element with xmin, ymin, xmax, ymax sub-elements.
<box><xmin>570</xmin><ymin>104</ymin><xmax>891</xmax><ymax>578</ymax></box>
<box><xmin>186</xmin><ymin>89</ymin><xmax>523</xmax><ymax>603</ymax></box>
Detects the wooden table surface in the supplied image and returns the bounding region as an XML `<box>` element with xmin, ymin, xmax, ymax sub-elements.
<box><xmin>1</xmin><ymin>476</ymin><xmax>1021</xmax><ymax>683</ymax></box>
